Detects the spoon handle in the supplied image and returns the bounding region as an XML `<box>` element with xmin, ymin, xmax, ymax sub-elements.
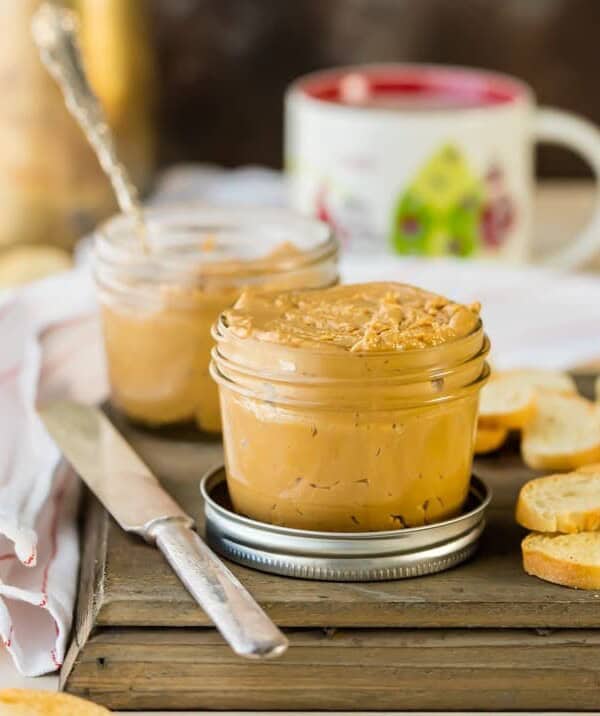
<box><xmin>31</xmin><ymin>3</ymin><xmax>142</xmax><ymax>219</ymax></box>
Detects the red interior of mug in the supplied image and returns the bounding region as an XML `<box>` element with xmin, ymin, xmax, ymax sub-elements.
<box><xmin>297</xmin><ymin>65</ymin><xmax>527</xmax><ymax>109</ymax></box>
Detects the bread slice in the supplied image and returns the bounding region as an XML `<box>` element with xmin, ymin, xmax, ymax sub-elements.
<box><xmin>474</xmin><ymin>423</ymin><xmax>508</xmax><ymax>454</ymax></box>
<box><xmin>478</xmin><ymin>369</ymin><xmax>576</xmax><ymax>430</ymax></box>
<box><xmin>506</xmin><ymin>369</ymin><xmax>576</xmax><ymax>394</ymax></box>
<box><xmin>576</xmin><ymin>462</ymin><xmax>600</xmax><ymax>475</ymax></box>
<box><xmin>479</xmin><ymin>378</ymin><xmax>536</xmax><ymax>430</ymax></box>
<box><xmin>522</xmin><ymin>532</ymin><xmax>600</xmax><ymax>590</ymax></box>
<box><xmin>516</xmin><ymin>467</ymin><xmax>600</xmax><ymax>532</ymax></box>
<box><xmin>521</xmin><ymin>392</ymin><xmax>600</xmax><ymax>471</ymax></box>
<box><xmin>0</xmin><ymin>689</ymin><xmax>109</xmax><ymax>714</ymax></box>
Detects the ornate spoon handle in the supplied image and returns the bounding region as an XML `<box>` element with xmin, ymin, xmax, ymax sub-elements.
<box><xmin>31</xmin><ymin>3</ymin><xmax>144</xmax><ymax>228</ymax></box>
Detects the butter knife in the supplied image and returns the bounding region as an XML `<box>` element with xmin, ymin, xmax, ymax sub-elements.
<box><xmin>39</xmin><ymin>401</ymin><xmax>288</xmax><ymax>660</ymax></box>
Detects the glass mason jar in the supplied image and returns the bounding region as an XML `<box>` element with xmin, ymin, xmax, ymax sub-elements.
<box><xmin>95</xmin><ymin>207</ymin><xmax>338</xmax><ymax>433</ymax></box>
<box><xmin>212</xmin><ymin>300</ymin><xmax>490</xmax><ymax>532</ymax></box>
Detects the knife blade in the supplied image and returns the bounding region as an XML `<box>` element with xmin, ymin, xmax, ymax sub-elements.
<box><xmin>39</xmin><ymin>400</ymin><xmax>288</xmax><ymax>660</ymax></box>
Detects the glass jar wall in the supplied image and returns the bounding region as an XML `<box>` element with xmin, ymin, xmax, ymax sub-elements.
<box><xmin>95</xmin><ymin>207</ymin><xmax>338</xmax><ymax>433</ymax></box>
<box><xmin>211</xmin><ymin>282</ymin><xmax>490</xmax><ymax>531</ymax></box>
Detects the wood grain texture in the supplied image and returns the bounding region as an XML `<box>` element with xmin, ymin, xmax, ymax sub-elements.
<box><xmin>66</xmin><ymin>628</ymin><xmax>600</xmax><ymax>711</ymax></box>
<box><xmin>88</xmin><ymin>377</ymin><xmax>600</xmax><ymax>630</ymax></box>
<box><xmin>62</xmin><ymin>375</ymin><xmax>600</xmax><ymax>710</ymax></box>
<box><xmin>60</xmin><ymin>486</ymin><xmax>109</xmax><ymax>691</ymax></box>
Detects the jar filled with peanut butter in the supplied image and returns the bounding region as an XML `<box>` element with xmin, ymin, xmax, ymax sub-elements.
<box><xmin>95</xmin><ymin>207</ymin><xmax>338</xmax><ymax>433</ymax></box>
<box><xmin>212</xmin><ymin>282</ymin><xmax>490</xmax><ymax>532</ymax></box>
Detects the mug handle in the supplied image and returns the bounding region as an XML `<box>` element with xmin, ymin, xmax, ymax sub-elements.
<box><xmin>534</xmin><ymin>108</ymin><xmax>600</xmax><ymax>269</ymax></box>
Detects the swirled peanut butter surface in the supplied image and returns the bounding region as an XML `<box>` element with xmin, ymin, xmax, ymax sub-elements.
<box><xmin>216</xmin><ymin>282</ymin><xmax>486</xmax><ymax>532</ymax></box>
<box><xmin>224</xmin><ymin>282</ymin><xmax>480</xmax><ymax>352</ymax></box>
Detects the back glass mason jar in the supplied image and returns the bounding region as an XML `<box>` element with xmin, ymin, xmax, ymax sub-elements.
<box><xmin>95</xmin><ymin>206</ymin><xmax>338</xmax><ymax>433</ymax></box>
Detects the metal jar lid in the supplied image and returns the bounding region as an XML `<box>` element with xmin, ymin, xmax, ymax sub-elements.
<box><xmin>200</xmin><ymin>466</ymin><xmax>491</xmax><ymax>582</ymax></box>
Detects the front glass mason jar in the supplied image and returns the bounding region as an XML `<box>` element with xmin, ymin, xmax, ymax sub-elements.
<box><xmin>211</xmin><ymin>286</ymin><xmax>490</xmax><ymax>532</ymax></box>
<box><xmin>95</xmin><ymin>207</ymin><xmax>338</xmax><ymax>433</ymax></box>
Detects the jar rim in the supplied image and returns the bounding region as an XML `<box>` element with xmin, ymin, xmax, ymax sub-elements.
<box><xmin>210</xmin><ymin>353</ymin><xmax>490</xmax><ymax>410</ymax></box>
<box><xmin>214</xmin><ymin>311</ymin><xmax>484</xmax><ymax>356</ymax></box>
<box><xmin>212</xmin><ymin>309</ymin><xmax>490</xmax><ymax>410</ymax></box>
<box><xmin>94</xmin><ymin>204</ymin><xmax>337</xmax><ymax>288</ymax></box>
<box><xmin>211</xmin><ymin>330</ymin><xmax>490</xmax><ymax>387</ymax></box>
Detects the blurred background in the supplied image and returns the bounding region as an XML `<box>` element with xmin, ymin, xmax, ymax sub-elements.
<box><xmin>2</xmin><ymin>0</ymin><xmax>599</xmax><ymax>283</ymax></box>
<box><xmin>151</xmin><ymin>0</ymin><xmax>600</xmax><ymax>177</ymax></box>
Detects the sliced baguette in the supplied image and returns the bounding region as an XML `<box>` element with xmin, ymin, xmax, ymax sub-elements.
<box><xmin>474</xmin><ymin>423</ymin><xmax>508</xmax><ymax>454</ymax></box>
<box><xmin>479</xmin><ymin>369</ymin><xmax>576</xmax><ymax>430</ymax></box>
<box><xmin>516</xmin><ymin>467</ymin><xmax>600</xmax><ymax>533</ymax></box>
<box><xmin>521</xmin><ymin>392</ymin><xmax>600</xmax><ymax>471</ymax></box>
<box><xmin>522</xmin><ymin>531</ymin><xmax>600</xmax><ymax>590</ymax></box>
<box><xmin>576</xmin><ymin>461</ymin><xmax>600</xmax><ymax>475</ymax></box>
<box><xmin>503</xmin><ymin>369</ymin><xmax>576</xmax><ymax>394</ymax></box>
<box><xmin>0</xmin><ymin>689</ymin><xmax>109</xmax><ymax>714</ymax></box>
<box><xmin>479</xmin><ymin>379</ymin><xmax>536</xmax><ymax>430</ymax></box>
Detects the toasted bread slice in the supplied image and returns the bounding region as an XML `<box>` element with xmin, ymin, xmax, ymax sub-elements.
<box><xmin>521</xmin><ymin>392</ymin><xmax>600</xmax><ymax>471</ymax></box>
<box><xmin>0</xmin><ymin>689</ymin><xmax>109</xmax><ymax>714</ymax></box>
<box><xmin>576</xmin><ymin>462</ymin><xmax>600</xmax><ymax>475</ymax></box>
<box><xmin>505</xmin><ymin>369</ymin><xmax>576</xmax><ymax>394</ymax></box>
<box><xmin>516</xmin><ymin>467</ymin><xmax>600</xmax><ymax>532</ymax></box>
<box><xmin>522</xmin><ymin>531</ymin><xmax>600</xmax><ymax>590</ymax></box>
<box><xmin>474</xmin><ymin>423</ymin><xmax>508</xmax><ymax>454</ymax></box>
<box><xmin>479</xmin><ymin>378</ymin><xmax>536</xmax><ymax>430</ymax></box>
<box><xmin>479</xmin><ymin>369</ymin><xmax>576</xmax><ymax>430</ymax></box>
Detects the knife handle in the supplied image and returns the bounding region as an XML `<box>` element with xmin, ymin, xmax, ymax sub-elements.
<box><xmin>150</xmin><ymin>518</ymin><xmax>288</xmax><ymax>659</ymax></box>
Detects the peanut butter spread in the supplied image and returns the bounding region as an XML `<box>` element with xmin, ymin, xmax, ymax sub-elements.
<box><xmin>102</xmin><ymin>284</ymin><xmax>235</xmax><ymax>433</ymax></box>
<box><xmin>224</xmin><ymin>282</ymin><xmax>481</xmax><ymax>352</ymax></box>
<box><xmin>101</xmin><ymin>241</ymin><xmax>326</xmax><ymax>433</ymax></box>
<box><xmin>215</xmin><ymin>282</ymin><xmax>488</xmax><ymax>532</ymax></box>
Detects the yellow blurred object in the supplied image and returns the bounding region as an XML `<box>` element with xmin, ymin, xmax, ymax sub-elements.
<box><xmin>77</xmin><ymin>0</ymin><xmax>156</xmax><ymax>194</ymax></box>
<box><xmin>0</xmin><ymin>0</ymin><xmax>155</xmax><ymax>256</ymax></box>
<box><xmin>0</xmin><ymin>245</ymin><xmax>72</xmax><ymax>287</ymax></box>
<box><xmin>474</xmin><ymin>423</ymin><xmax>508</xmax><ymax>454</ymax></box>
<box><xmin>0</xmin><ymin>688</ymin><xmax>109</xmax><ymax>714</ymax></box>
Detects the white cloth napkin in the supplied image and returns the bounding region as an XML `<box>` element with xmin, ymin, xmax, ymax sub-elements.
<box><xmin>0</xmin><ymin>267</ymin><xmax>104</xmax><ymax>676</ymax></box>
<box><xmin>2</xmin><ymin>165</ymin><xmax>600</xmax><ymax>677</ymax></box>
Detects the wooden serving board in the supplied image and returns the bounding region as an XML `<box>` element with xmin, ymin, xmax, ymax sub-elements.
<box><xmin>62</xmin><ymin>375</ymin><xmax>600</xmax><ymax>711</ymax></box>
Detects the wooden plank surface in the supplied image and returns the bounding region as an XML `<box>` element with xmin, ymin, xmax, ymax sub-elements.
<box><xmin>88</xmin><ymin>376</ymin><xmax>600</xmax><ymax>631</ymax></box>
<box><xmin>65</xmin><ymin>627</ymin><xmax>600</xmax><ymax>711</ymax></box>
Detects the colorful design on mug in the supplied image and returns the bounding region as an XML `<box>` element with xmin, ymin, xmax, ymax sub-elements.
<box><xmin>481</xmin><ymin>164</ymin><xmax>516</xmax><ymax>248</ymax></box>
<box><xmin>390</xmin><ymin>145</ymin><xmax>515</xmax><ymax>257</ymax></box>
<box><xmin>316</xmin><ymin>182</ymin><xmax>377</xmax><ymax>250</ymax></box>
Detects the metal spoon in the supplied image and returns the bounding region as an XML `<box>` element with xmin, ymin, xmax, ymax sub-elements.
<box><xmin>31</xmin><ymin>2</ymin><xmax>147</xmax><ymax>248</ymax></box>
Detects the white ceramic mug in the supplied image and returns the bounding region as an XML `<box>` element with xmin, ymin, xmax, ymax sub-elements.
<box><xmin>285</xmin><ymin>64</ymin><xmax>600</xmax><ymax>268</ymax></box>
